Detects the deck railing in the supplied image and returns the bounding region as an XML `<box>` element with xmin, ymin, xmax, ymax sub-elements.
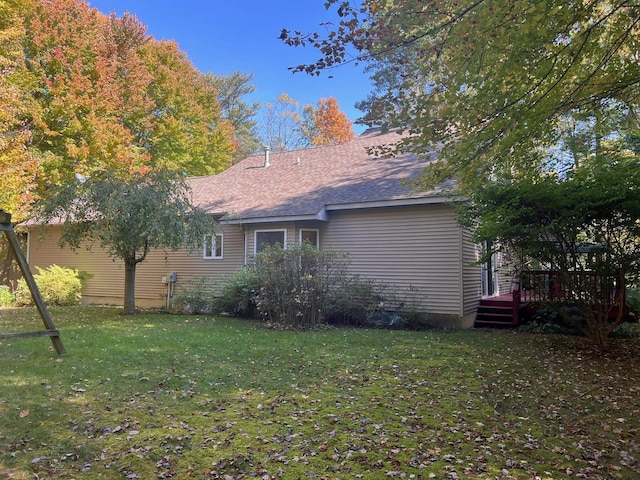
<box><xmin>518</xmin><ymin>270</ymin><xmax>622</xmax><ymax>307</ymax></box>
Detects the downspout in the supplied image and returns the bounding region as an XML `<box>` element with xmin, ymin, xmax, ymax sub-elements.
<box><xmin>458</xmin><ymin>225</ymin><xmax>465</xmax><ymax>321</ymax></box>
<box><xmin>243</xmin><ymin>227</ymin><xmax>248</xmax><ymax>266</ymax></box>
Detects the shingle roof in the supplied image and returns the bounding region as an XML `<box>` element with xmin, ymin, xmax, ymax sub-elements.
<box><xmin>188</xmin><ymin>128</ymin><xmax>447</xmax><ymax>223</ymax></box>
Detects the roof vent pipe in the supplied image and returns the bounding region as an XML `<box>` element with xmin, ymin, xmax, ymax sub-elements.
<box><xmin>263</xmin><ymin>145</ymin><xmax>270</xmax><ymax>168</ymax></box>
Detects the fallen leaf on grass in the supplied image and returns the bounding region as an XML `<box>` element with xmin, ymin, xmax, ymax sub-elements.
<box><xmin>19</xmin><ymin>409</ymin><xmax>29</xmax><ymax>418</ymax></box>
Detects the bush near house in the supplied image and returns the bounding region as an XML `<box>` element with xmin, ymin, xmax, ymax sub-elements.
<box><xmin>0</xmin><ymin>285</ymin><xmax>14</xmax><ymax>307</ymax></box>
<box><xmin>14</xmin><ymin>264</ymin><xmax>84</xmax><ymax>306</ymax></box>
<box><xmin>171</xmin><ymin>276</ymin><xmax>217</xmax><ymax>314</ymax></box>
<box><xmin>213</xmin><ymin>243</ymin><xmax>352</xmax><ymax>329</ymax></box>
<box><xmin>519</xmin><ymin>285</ymin><xmax>640</xmax><ymax>337</ymax></box>
<box><xmin>212</xmin><ymin>266</ymin><xmax>261</xmax><ymax>318</ymax></box>
<box><xmin>626</xmin><ymin>287</ymin><xmax>640</xmax><ymax>321</ymax></box>
<box><xmin>251</xmin><ymin>243</ymin><xmax>351</xmax><ymax>329</ymax></box>
<box><xmin>212</xmin><ymin>244</ymin><xmax>426</xmax><ymax>330</ymax></box>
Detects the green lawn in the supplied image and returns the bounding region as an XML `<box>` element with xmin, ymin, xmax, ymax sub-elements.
<box><xmin>1</xmin><ymin>307</ymin><xmax>639</xmax><ymax>479</ymax></box>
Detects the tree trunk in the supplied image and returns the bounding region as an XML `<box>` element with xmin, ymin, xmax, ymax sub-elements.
<box><xmin>123</xmin><ymin>259</ymin><xmax>137</xmax><ymax>315</ymax></box>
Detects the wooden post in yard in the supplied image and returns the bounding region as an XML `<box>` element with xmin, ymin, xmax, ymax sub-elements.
<box><xmin>0</xmin><ymin>210</ymin><xmax>65</xmax><ymax>354</ymax></box>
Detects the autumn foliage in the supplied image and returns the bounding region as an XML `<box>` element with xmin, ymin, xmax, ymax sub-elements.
<box><xmin>282</xmin><ymin>0</ymin><xmax>640</xmax><ymax>192</ymax></box>
<box><xmin>0</xmin><ymin>0</ymin><xmax>36</xmax><ymax>219</ymax></box>
<box><xmin>262</xmin><ymin>94</ymin><xmax>354</xmax><ymax>152</ymax></box>
<box><xmin>0</xmin><ymin>0</ymin><xmax>234</xmax><ymax>220</ymax></box>
<box><xmin>308</xmin><ymin>97</ymin><xmax>354</xmax><ymax>147</ymax></box>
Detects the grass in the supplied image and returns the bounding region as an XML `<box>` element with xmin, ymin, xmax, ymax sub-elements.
<box><xmin>1</xmin><ymin>307</ymin><xmax>639</xmax><ymax>479</ymax></box>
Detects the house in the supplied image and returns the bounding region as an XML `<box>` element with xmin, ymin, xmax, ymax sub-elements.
<box><xmin>25</xmin><ymin>128</ymin><xmax>507</xmax><ymax>328</ymax></box>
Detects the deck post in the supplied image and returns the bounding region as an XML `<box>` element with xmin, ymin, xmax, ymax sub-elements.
<box><xmin>0</xmin><ymin>210</ymin><xmax>65</xmax><ymax>354</ymax></box>
<box><xmin>512</xmin><ymin>286</ymin><xmax>521</xmax><ymax>325</ymax></box>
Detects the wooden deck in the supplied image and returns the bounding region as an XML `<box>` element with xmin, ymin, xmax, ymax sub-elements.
<box><xmin>474</xmin><ymin>270</ymin><xmax>624</xmax><ymax>328</ymax></box>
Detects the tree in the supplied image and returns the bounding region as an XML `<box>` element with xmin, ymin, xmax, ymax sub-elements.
<box><xmin>22</xmin><ymin>0</ymin><xmax>153</xmax><ymax>187</ymax></box>
<box><xmin>304</xmin><ymin>97</ymin><xmax>354</xmax><ymax>146</ymax></box>
<box><xmin>5</xmin><ymin>0</ymin><xmax>233</xmax><ymax>213</ymax></box>
<box><xmin>1</xmin><ymin>0</ymin><xmax>232</xmax><ymax>311</ymax></box>
<box><xmin>0</xmin><ymin>0</ymin><xmax>36</xmax><ymax>221</ymax></box>
<box><xmin>283</xmin><ymin>1</ymin><xmax>640</xmax><ymax>348</ymax></box>
<box><xmin>260</xmin><ymin>94</ymin><xmax>355</xmax><ymax>152</ymax></box>
<box><xmin>204</xmin><ymin>71</ymin><xmax>262</xmax><ymax>163</ymax></box>
<box><xmin>282</xmin><ymin>0</ymin><xmax>640</xmax><ymax>190</ymax></box>
<box><xmin>35</xmin><ymin>169</ymin><xmax>215</xmax><ymax>314</ymax></box>
<box><xmin>457</xmin><ymin>93</ymin><xmax>639</xmax><ymax>349</ymax></box>
<box><xmin>460</xmin><ymin>152</ymin><xmax>640</xmax><ymax>350</ymax></box>
<box><xmin>140</xmin><ymin>39</ymin><xmax>234</xmax><ymax>175</ymax></box>
<box><xmin>260</xmin><ymin>93</ymin><xmax>307</xmax><ymax>152</ymax></box>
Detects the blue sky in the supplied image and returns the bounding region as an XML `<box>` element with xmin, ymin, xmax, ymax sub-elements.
<box><xmin>89</xmin><ymin>0</ymin><xmax>371</xmax><ymax>133</ymax></box>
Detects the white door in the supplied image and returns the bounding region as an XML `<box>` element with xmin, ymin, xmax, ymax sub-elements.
<box><xmin>481</xmin><ymin>249</ymin><xmax>499</xmax><ymax>297</ymax></box>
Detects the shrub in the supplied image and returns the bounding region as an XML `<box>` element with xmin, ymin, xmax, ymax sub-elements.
<box><xmin>325</xmin><ymin>280</ymin><xmax>428</xmax><ymax>329</ymax></box>
<box><xmin>252</xmin><ymin>243</ymin><xmax>351</xmax><ymax>329</ymax></box>
<box><xmin>324</xmin><ymin>275</ymin><xmax>383</xmax><ymax>326</ymax></box>
<box><xmin>213</xmin><ymin>267</ymin><xmax>260</xmax><ymax>318</ymax></box>
<box><xmin>171</xmin><ymin>276</ymin><xmax>217</xmax><ymax>314</ymax></box>
<box><xmin>519</xmin><ymin>304</ymin><xmax>582</xmax><ymax>335</ymax></box>
<box><xmin>611</xmin><ymin>321</ymin><xmax>640</xmax><ymax>338</ymax></box>
<box><xmin>393</xmin><ymin>284</ymin><xmax>431</xmax><ymax>330</ymax></box>
<box><xmin>14</xmin><ymin>265</ymin><xmax>83</xmax><ymax>306</ymax></box>
<box><xmin>214</xmin><ymin>245</ymin><xmax>430</xmax><ymax>330</ymax></box>
<box><xmin>0</xmin><ymin>285</ymin><xmax>14</xmax><ymax>307</ymax></box>
<box><xmin>626</xmin><ymin>288</ymin><xmax>640</xmax><ymax>321</ymax></box>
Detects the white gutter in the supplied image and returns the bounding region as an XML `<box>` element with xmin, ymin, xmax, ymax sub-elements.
<box><xmin>325</xmin><ymin>195</ymin><xmax>461</xmax><ymax>211</ymax></box>
<box><xmin>221</xmin><ymin>211</ymin><xmax>329</xmax><ymax>225</ymax></box>
<box><xmin>216</xmin><ymin>195</ymin><xmax>464</xmax><ymax>225</ymax></box>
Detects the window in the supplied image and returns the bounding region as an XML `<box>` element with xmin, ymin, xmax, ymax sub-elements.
<box><xmin>255</xmin><ymin>230</ymin><xmax>286</xmax><ymax>254</ymax></box>
<box><xmin>203</xmin><ymin>234</ymin><xmax>223</xmax><ymax>259</ymax></box>
<box><xmin>300</xmin><ymin>229</ymin><xmax>319</xmax><ymax>248</ymax></box>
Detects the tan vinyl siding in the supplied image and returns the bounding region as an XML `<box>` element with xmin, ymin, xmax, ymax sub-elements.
<box><xmin>133</xmin><ymin>224</ymin><xmax>246</xmax><ymax>301</ymax></box>
<box><xmin>462</xmin><ymin>228</ymin><xmax>482</xmax><ymax>316</ymax></box>
<box><xmin>27</xmin><ymin>224</ymin><xmax>246</xmax><ymax>308</ymax></box>
<box><xmin>26</xmin><ymin>206</ymin><xmax>481</xmax><ymax>326</ymax></box>
<box><xmin>322</xmin><ymin>204</ymin><xmax>464</xmax><ymax>315</ymax></box>
<box><xmin>28</xmin><ymin>226</ymin><xmax>126</xmax><ymax>305</ymax></box>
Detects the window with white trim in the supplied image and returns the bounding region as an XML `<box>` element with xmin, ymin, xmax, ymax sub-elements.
<box><xmin>255</xmin><ymin>229</ymin><xmax>286</xmax><ymax>254</ymax></box>
<box><xmin>299</xmin><ymin>229</ymin><xmax>319</xmax><ymax>248</ymax></box>
<box><xmin>203</xmin><ymin>233</ymin><xmax>223</xmax><ymax>259</ymax></box>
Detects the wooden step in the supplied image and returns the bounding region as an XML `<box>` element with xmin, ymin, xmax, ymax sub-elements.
<box><xmin>477</xmin><ymin>298</ymin><xmax>512</xmax><ymax>308</ymax></box>
<box><xmin>474</xmin><ymin>299</ymin><xmax>517</xmax><ymax>327</ymax></box>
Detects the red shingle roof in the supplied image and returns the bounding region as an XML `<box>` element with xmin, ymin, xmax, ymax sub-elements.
<box><xmin>188</xmin><ymin>128</ymin><xmax>446</xmax><ymax>222</ymax></box>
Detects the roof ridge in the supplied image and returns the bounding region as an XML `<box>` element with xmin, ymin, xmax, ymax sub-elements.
<box><xmin>243</xmin><ymin>128</ymin><xmax>394</xmax><ymax>159</ymax></box>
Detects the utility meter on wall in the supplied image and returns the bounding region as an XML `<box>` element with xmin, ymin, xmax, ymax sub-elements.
<box><xmin>162</xmin><ymin>272</ymin><xmax>177</xmax><ymax>284</ymax></box>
